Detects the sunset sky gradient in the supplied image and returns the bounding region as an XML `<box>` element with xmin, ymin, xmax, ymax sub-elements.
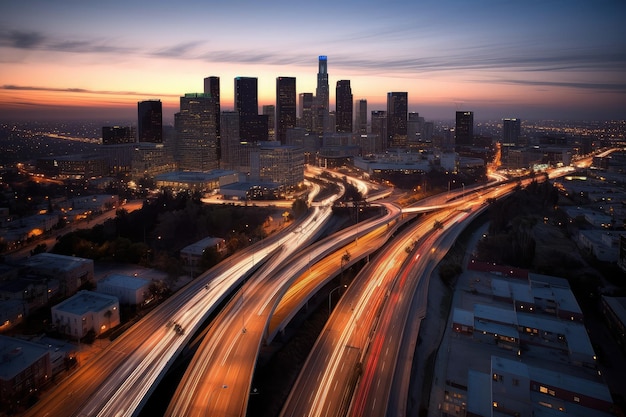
<box><xmin>1</xmin><ymin>0</ymin><xmax>625</xmax><ymax>123</ymax></box>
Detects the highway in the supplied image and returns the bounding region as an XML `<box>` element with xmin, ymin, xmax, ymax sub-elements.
<box><xmin>23</xmin><ymin>178</ymin><xmax>338</xmax><ymax>417</ymax></box>
<box><xmin>164</xmin><ymin>199</ymin><xmax>403</xmax><ymax>416</ymax></box>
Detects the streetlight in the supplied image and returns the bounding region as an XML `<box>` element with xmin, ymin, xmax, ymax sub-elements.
<box><xmin>328</xmin><ymin>284</ymin><xmax>347</xmax><ymax>318</ymax></box>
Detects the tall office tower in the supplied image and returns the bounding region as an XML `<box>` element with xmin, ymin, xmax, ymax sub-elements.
<box><xmin>455</xmin><ymin>111</ymin><xmax>474</xmax><ymax>148</ymax></box>
<box><xmin>263</xmin><ymin>105</ymin><xmax>276</xmax><ymax>141</ymax></box>
<box><xmin>204</xmin><ymin>76</ymin><xmax>221</xmax><ymax>160</ymax></box>
<box><xmin>299</xmin><ymin>93</ymin><xmax>314</xmax><ymax>132</ymax></box>
<box><xmin>235</xmin><ymin>77</ymin><xmax>267</xmax><ymax>141</ymax></box>
<box><xmin>355</xmin><ymin>99</ymin><xmax>367</xmax><ymax>134</ymax></box>
<box><xmin>174</xmin><ymin>93</ymin><xmax>218</xmax><ymax>172</ymax></box>
<box><xmin>502</xmin><ymin>118</ymin><xmax>521</xmax><ymax>145</ymax></box>
<box><xmin>370</xmin><ymin>110</ymin><xmax>387</xmax><ymax>153</ymax></box>
<box><xmin>219</xmin><ymin>111</ymin><xmax>240</xmax><ymax>170</ymax></box>
<box><xmin>102</xmin><ymin>126</ymin><xmax>136</xmax><ymax>145</ymax></box>
<box><xmin>386</xmin><ymin>92</ymin><xmax>408</xmax><ymax>149</ymax></box>
<box><xmin>276</xmin><ymin>77</ymin><xmax>297</xmax><ymax>144</ymax></box>
<box><xmin>407</xmin><ymin>112</ymin><xmax>425</xmax><ymax>149</ymax></box>
<box><xmin>314</xmin><ymin>55</ymin><xmax>330</xmax><ymax>134</ymax></box>
<box><xmin>335</xmin><ymin>80</ymin><xmax>353</xmax><ymax>133</ymax></box>
<box><xmin>137</xmin><ymin>100</ymin><xmax>163</xmax><ymax>143</ymax></box>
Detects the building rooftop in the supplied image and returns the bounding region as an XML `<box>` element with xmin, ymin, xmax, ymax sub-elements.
<box><xmin>52</xmin><ymin>290</ymin><xmax>118</xmax><ymax>316</ymax></box>
<box><xmin>0</xmin><ymin>335</ymin><xmax>49</xmax><ymax>381</ymax></box>
<box><xmin>180</xmin><ymin>237</ymin><xmax>225</xmax><ymax>257</ymax></box>
<box><xmin>22</xmin><ymin>252</ymin><xmax>93</xmax><ymax>272</ymax></box>
<box><xmin>98</xmin><ymin>274</ymin><xmax>150</xmax><ymax>290</ymax></box>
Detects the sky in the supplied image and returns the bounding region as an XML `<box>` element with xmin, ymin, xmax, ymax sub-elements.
<box><xmin>1</xmin><ymin>0</ymin><xmax>625</xmax><ymax>123</ymax></box>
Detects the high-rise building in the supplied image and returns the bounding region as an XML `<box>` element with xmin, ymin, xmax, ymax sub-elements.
<box><xmin>263</xmin><ymin>105</ymin><xmax>276</xmax><ymax>141</ymax></box>
<box><xmin>386</xmin><ymin>92</ymin><xmax>408</xmax><ymax>149</ymax></box>
<box><xmin>174</xmin><ymin>93</ymin><xmax>218</xmax><ymax>172</ymax></box>
<box><xmin>314</xmin><ymin>56</ymin><xmax>330</xmax><ymax>134</ymax></box>
<box><xmin>335</xmin><ymin>80</ymin><xmax>353</xmax><ymax>133</ymax></box>
<box><xmin>355</xmin><ymin>99</ymin><xmax>367</xmax><ymax>134</ymax></box>
<box><xmin>276</xmin><ymin>77</ymin><xmax>297</xmax><ymax>144</ymax></box>
<box><xmin>137</xmin><ymin>100</ymin><xmax>163</xmax><ymax>143</ymax></box>
<box><xmin>502</xmin><ymin>118</ymin><xmax>521</xmax><ymax>145</ymax></box>
<box><xmin>299</xmin><ymin>93</ymin><xmax>314</xmax><ymax>132</ymax></box>
<box><xmin>235</xmin><ymin>77</ymin><xmax>268</xmax><ymax>141</ymax></box>
<box><xmin>102</xmin><ymin>126</ymin><xmax>135</xmax><ymax>145</ymax></box>
<box><xmin>219</xmin><ymin>111</ymin><xmax>240</xmax><ymax>170</ymax></box>
<box><xmin>407</xmin><ymin>112</ymin><xmax>425</xmax><ymax>150</ymax></box>
<box><xmin>370</xmin><ymin>110</ymin><xmax>387</xmax><ymax>153</ymax></box>
<box><xmin>204</xmin><ymin>76</ymin><xmax>221</xmax><ymax>159</ymax></box>
<box><xmin>455</xmin><ymin>111</ymin><xmax>474</xmax><ymax>148</ymax></box>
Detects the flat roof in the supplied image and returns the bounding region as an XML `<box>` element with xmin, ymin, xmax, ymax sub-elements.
<box><xmin>53</xmin><ymin>290</ymin><xmax>118</xmax><ymax>316</ymax></box>
<box><xmin>22</xmin><ymin>252</ymin><xmax>92</xmax><ymax>272</ymax></box>
<box><xmin>99</xmin><ymin>274</ymin><xmax>150</xmax><ymax>290</ymax></box>
<box><xmin>452</xmin><ymin>308</ymin><xmax>474</xmax><ymax>326</ymax></box>
<box><xmin>180</xmin><ymin>236</ymin><xmax>225</xmax><ymax>256</ymax></box>
<box><xmin>474</xmin><ymin>304</ymin><xmax>518</xmax><ymax>326</ymax></box>
<box><xmin>0</xmin><ymin>335</ymin><xmax>49</xmax><ymax>381</ymax></box>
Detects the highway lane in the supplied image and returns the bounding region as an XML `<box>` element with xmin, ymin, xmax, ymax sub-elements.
<box><xmin>23</xmin><ymin>198</ymin><xmax>326</xmax><ymax>417</ymax></box>
<box><xmin>164</xmin><ymin>202</ymin><xmax>403</xmax><ymax>417</ymax></box>
<box><xmin>279</xmin><ymin>208</ymin><xmax>443</xmax><ymax>417</ymax></box>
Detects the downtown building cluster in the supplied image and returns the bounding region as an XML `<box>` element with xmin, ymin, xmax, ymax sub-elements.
<box><xmin>93</xmin><ymin>56</ymin><xmax>494</xmax><ymax>198</ymax></box>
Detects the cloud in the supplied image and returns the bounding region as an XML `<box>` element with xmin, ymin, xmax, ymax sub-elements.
<box><xmin>1</xmin><ymin>30</ymin><xmax>46</xmax><ymax>49</ymax></box>
<box><xmin>151</xmin><ymin>41</ymin><xmax>205</xmax><ymax>58</ymax></box>
<box><xmin>1</xmin><ymin>85</ymin><xmax>179</xmax><ymax>97</ymax></box>
<box><xmin>491</xmin><ymin>78</ymin><xmax>626</xmax><ymax>93</ymax></box>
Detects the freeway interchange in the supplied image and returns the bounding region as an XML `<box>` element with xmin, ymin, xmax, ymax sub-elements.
<box><xmin>24</xmin><ymin>168</ymin><xmax>529</xmax><ymax>417</ymax></box>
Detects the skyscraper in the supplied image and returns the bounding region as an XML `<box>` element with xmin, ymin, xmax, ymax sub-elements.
<box><xmin>335</xmin><ymin>80</ymin><xmax>353</xmax><ymax>133</ymax></box>
<box><xmin>502</xmin><ymin>118</ymin><xmax>521</xmax><ymax>145</ymax></box>
<box><xmin>314</xmin><ymin>56</ymin><xmax>329</xmax><ymax>134</ymax></box>
<box><xmin>263</xmin><ymin>105</ymin><xmax>276</xmax><ymax>141</ymax></box>
<box><xmin>235</xmin><ymin>77</ymin><xmax>268</xmax><ymax>141</ymax></box>
<box><xmin>455</xmin><ymin>111</ymin><xmax>474</xmax><ymax>148</ymax></box>
<box><xmin>276</xmin><ymin>77</ymin><xmax>297</xmax><ymax>144</ymax></box>
<box><xmin>204</xmin><ymin>76</ymin><xmax>221</xmax><ymax>159</ymax></box>
<box><xmin>355</xmin><ymin>99</ymin><xmax>367</xmax><ymax>134</ymax></box>
<box><xmin>371</xmin><ymin>110</ymin><xmax>387</xmax><ymax>153</ymax></box>
<box><xmin>137</xmin><ymin>100</ymin><xmax>162</xmax><ymax>143</ymax></box>
<box><xmin>386</xmin><ymin>92</ymin><xmax>408</xmax><ymax>149</ymax></box>
<box><xmin>299</xmin><ymin>92</ymin><xmax>314</xmax><ymax>132</ymax></box>
<box><xmin>175</xmin><ymin>93</ymin><xmax>218</xmax><ymax>171</ymax></box>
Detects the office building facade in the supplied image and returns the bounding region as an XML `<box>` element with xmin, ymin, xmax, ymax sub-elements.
<box><xmin>276</xmin><ymin>77</ymin><xmax>296</xmax><ymax>144</ymax></box>
<box><xmin>503</xmin><ymin>118</ymin><xmax>521</xmax><ymax>145</ymax></box>
<box><xmin>335</xmin><ymin>80</ymin><xmax>353</xmax><ymax>133</ymax></box>
<box><xmin>455</xmin><ymin>111</ymin><xmax>474</xmax><ymax>148</ymax></box>
<box><xmin>355</xmin><ymin>99</ymin><xmax>367</xmax><ymax>134</ymax></box>
<box><xmin>137</xmin><ymin>100</ymin><xmax>163</xmax><ymax>143</ymax></box>
<box><xmin>386</xmin><ymin>92</ymin><xmax>408</xmax><ymax>149</ymax></box>
<box><xmin>175</xmin><ymin>93</ymin><xmax>219</xmax><ymax>172</ymax></box>
<box><xmin>235</xmin><ymin>77</ymin><xmax>268</xmax><ymax>141</ymax></box>
<box><xmin>314</xmin><ymin>56</ymin><xmax>330</xmax><ymax>134</ymax></box>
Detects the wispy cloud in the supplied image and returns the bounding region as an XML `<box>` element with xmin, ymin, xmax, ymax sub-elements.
<box><xmin>1</xmin><ymin>30</ymin><xmax>46</xmax><ymax>49</ymax></box>
<box><xmin>491</xmin><ymin>78</ymin><xmax>626</xmax><ymax>93</ymax></box>
<box><xmin>1</xmin><ymin>85</ymin><xmax>179</xmax><ymax>97</ymax></box>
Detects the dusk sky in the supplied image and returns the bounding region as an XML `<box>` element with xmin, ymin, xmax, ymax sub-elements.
<box><xmin>1</xmin><ymin>0</ymin><xmax>625</xmax><ymax>123</ymax></box>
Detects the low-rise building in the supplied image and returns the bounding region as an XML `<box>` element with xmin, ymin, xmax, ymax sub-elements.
<box><xmin>51</xmin><ymin>290</ymin><xmax>120</xmax><ymax>338</ymax></box>
<box><xmin>0</xmin><ymin>335</ymin><xmax>51</xmax><ymax>406</ymax></box>
<box><xmin>21</xmin><ymin>253</ymin><xmax>94</xmax><ymax>297</ymax></box>
<box><xmin>180</xmin><ymin>237</ymin><xmax>227</xmax><ymax>275</ymax></box>
<box><xmin>97</xmin><ymin>274</ymin><xmax>151</xmax><ymax>305</ymax></box>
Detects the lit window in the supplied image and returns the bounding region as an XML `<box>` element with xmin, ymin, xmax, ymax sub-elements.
<box><xmin>540</xmin><ymin>386</ymin><xmax>548</xmax><ymax>394</ymax></box>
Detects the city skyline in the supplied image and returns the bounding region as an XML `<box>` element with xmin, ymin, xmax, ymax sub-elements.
<box><xmin>1</xmin><ymin>0</ymin><xmax>625</xmax><ymax>122</ymax></box>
